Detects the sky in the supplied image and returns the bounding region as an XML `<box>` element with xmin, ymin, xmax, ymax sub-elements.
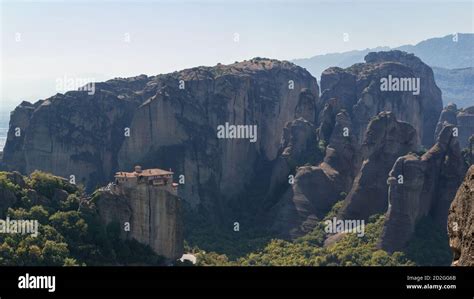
<box><xmin>0</xmin><ymin>0</ymin><xmax>473</xmax><ymax>115</ymax></box>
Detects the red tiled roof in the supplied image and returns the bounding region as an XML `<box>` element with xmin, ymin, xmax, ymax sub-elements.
<box><xmin>115</xmin><ymin>168</ymin><xmax>173</xmax><ymax>178</ymax></box>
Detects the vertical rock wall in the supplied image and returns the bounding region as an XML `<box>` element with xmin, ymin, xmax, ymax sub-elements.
<box><xmin>97</xmin><ymin>183</ymin><xmax>183</xmax><ymax>260</ymax></box>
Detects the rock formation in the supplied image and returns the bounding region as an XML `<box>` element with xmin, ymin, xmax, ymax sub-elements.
<box><xmin>316</xmin><ymin>97</ymin><xmax>339</xmax><ymax>143</ymax></box>
<box><xmin>434</xmin><ymin>103</ymin><xmax>458</xmax><ymax>139</ymax></box>
<box><xmin>95</xmin><ymin>167</ymin><xmax>183</xmax><ymax>260</ymax></box>
<box><xmin>319</xmin><ymin>50</ymin><xmax>442</xmax><ymax>148</ymax></box>
<box><xmin>269</xmin><ymin>111</ymin><xmax>358</xmax><ymax>239</ymax></box>
<box><xmin>2</xmin><ymin>59</ymin><xmax>319</xmax><ymax>217</ymax></box>
<box><xmin>279</xmin><ymin>118</ymin><xmax>318</xmax><ymax>167</ymax></box>
<box><xmin>457</xmin><ymin>106</ymin><xmax>474</xmax><ymax>149</ymax></box>
<box><xmin>3</xmin><ymin>48</ymin><xmax>470</xmax><ymax>267</ymax></box>
<box><xmin>264</xmin><ymin>117</ymin><xmax>318</xmax><ymax>203</ymax></box>
<box><xmin>267</xmin><ymin>51</ymin><xmax>444</xmax><ymax>239</ymax></box>
<box><xmin>448</xmin><ymin>165</ymin><xmax>474</xmax><ymax>266</ymax></box>
<box><xmin>116</xmin><ymin>59</ymin><xmax>318</xmax><ymax>214</ymax></box>
<box><xmin>3</xmin><ymin>79</ymin><xmax>143</xmax><ymax>191</ymax></box>
<box><xmin>435</xmin><ymin>104</ymin><xmax>474</xmax><ymax>150</ymax></box>
<box><xmin>379</xmin><ymin>124</ymin><xmax>465</xmax><ymax>252</ymax></box>
<box><xmin>3</xmin><ymin>52</ymin><xmax>452</xmax><ymax>242</ymax></box>
<box><xmin>339</xmin><ymin>112</ymin><xmax>419</xmax><ymax>221</ymax></box>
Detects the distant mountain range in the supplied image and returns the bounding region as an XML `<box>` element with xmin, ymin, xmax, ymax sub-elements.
<box><xmin>432</xmin><ymin>66</ymin><xmax>474</xmax><ymax>108</ymax></box>
<box><xmin>293</xmin><ymin>33</ymin><xmax>474</xmax><ymax>107</ymax></box>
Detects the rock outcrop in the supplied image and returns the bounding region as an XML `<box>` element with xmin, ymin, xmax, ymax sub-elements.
<box><xmin>339</xmin><ymin>112</ymin><xmax>419</xmax><ymax>221</ymax></box>
<box><xmin>319</xmin><ymin>50</ymin><xmax>442</xmax><ymax>148</ymax></box>
<box><xmin>269</xmin><ymin>111</ymin><xmax>358</xmax><ymax>239</ymax></box>
<box><xmin>322</xmin><ymin>110</ymin><xmax>360</xmax><ymax>189</ymax></box>
<box><xmin>3</xmin><ymin>59</ymin><xmax>319</xmax><ymax>218</ymax></box>
<box><xmin>435</xmin><ymin>104</ymin><xmax>474</xmax><ymax>150</ymax></box>
<box><xmin>3</xmin><ymin>52</ymin><xmax>452</xmax><ymax>242</ymax></box>
<box><xmin>457</xmin><ymin>106</ymin><xmax>474</xmax><ymax>149</ymax></box>
<box><xmin>95</xmin><ymin>176</ymin><xmax>183</xmax><ymax>260</ymax></box>
<box><xmin>316</xmin><ymin>97</ymin><xmax>339</xmax><ymax>143</ymax></box>
<box><xmin>117</xmin><ymin>59</ymin><xmax>318</xmax><ymax>214</ymax></box>
<box><xmin>264</xmin><ymin>117</ymin><xmax>318</xmax><ymax>202</ymax></box>
<box><xmin>434</xmin><ymin>103</ymin><xmax>458</xmax><ymax>139</ymax></box>
<box><xmin>278</xmin><ymin>117</ymin><xmax>318</xmax><ymax>169</ymax></box>
<box><xmin>269</xmin><ymin>49</ymin><xmax>443</xmax><ymax>237</ymax></box>
<box><xmin>2</xmin><ymin>79</ymin><xmax>144</xmax><ymax>191</ymax></box>
<box><xmin>448</xmin><ymin>165</ymin><xmax>474</xmax><ymax>266</ymax></box>
<box><xmin>379</xmin><ymin>124</ymin><xmax>465</xmax><ymax>252</ymax></box>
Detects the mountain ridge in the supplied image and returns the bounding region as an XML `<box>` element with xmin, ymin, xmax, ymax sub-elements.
<box><xmin>292</xmin><ymin>33</ymin><xmax>474</xmax><ymax>108</ymax></box>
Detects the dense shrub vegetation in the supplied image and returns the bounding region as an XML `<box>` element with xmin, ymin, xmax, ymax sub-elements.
<box><xmin>186</xmin><ymin>196</ymin><xmax>417</xmax><ymax>267</ymax></box>
<box><xmin>0</xmin><ymin>171</ymin><xmax>164</xmax><ymax>266</ymax></box>
<box><xmin>192</xmin><ymin>216</ymin><xmax>415</xmax><ymax>266</ymax></box>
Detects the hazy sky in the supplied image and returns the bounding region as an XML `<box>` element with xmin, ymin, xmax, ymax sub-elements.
<box><xmin>1</xmin><ymin>0</ymin><xmax>473</xmax><ymax>113</ymax></box>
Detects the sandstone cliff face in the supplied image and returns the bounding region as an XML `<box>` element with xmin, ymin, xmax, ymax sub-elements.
<box><xmin>457</xmin><ymin>107</ymin><xmax>474</xmax><ymax>150</ymax></box>
<box><xmin>3</xmin><ymin>59</ymin><xmax>318</xmax><ymax>217</ymax></box>
<box><xmin>379</xmin><ymin>124</ymin><xmax>465</xmax><ymax>252</ymax></box>
<box><xmin>264</xmin><ymin>117</ymin><xmax>317</xmax><ymax>202</ymax></box>
<box><xmin>322</xmin><ymin>110</ymin><xmax>361</xmax><ymax>189</ymax></box>
<box><xmin>269</xmin><ymin>111</ymin><xmax>358</xmax><ymax>239</ymax></box>
<box><xmin>96</xmin><ymin>183</ymin><xmax>183</xmax><ymax>260</ymax></box>
<box><xmin>266</xmin><ymin>50</ymin><xmax>445</xmax><ymax>240</ymax></box>
<box><xmin>2</xmin><ymin>102</ymin><xmax>37</xmax><ymax>172</ymax></box>
<box><xmin>279</xmin><ymin>117</ymin><xmax>318</xmax><ymax>168</ymax></box>
<box><xmin>316</xmin><ymin>97</ymin><xmax>338</xmax><ymax>143</ymax></box>
<box><xmin>434</xmin><ymin>103</ymin><xmax>458</xmax><ymax>139</ymax></box>
<box><xmin>3</xmin><ymin>77</ymin><xmax>146</xmax><ymax>190</ymax></box>
<box><xmin>448</xmin><ymin>165</ymin><xmax>474</xmax><ymax>266</ymax></box>
<box><xmin>4</xmin><ymin>52</ymin><xmax>455</xmax><ymax>247</ymax></box>
<box><xmin>268</xmin><ymin>50</ymin><xmax>442</xmax><ymax>237</ymax></box>
<box><xmin>269</xmin><ymin>164</ymin><xmax>342</xmax><ymax>239</ymax></box>
<box><xmin>320</xmin><ymin>50</ymin><xmax>442</xmax><ymax>147</ymax></box>
<box><xmin>117</xmin><ymin>59</ymin><xmax>319</xmax><ymax>213</ymax></box>
<box><xmin>339</xmin><ymin>112</ymin><xmax>419</xmax><ymax>221</ymax></box>
<box><xmin>435</xmin><ymin>104</ymin><xmax>474</xmax><ymax>149</ymax></box>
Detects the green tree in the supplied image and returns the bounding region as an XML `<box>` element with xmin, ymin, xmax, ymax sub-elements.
<box><xmin>42</xmin><ymin>241</ymin><xmax>70</xmax><ymax>266</ymax></box>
